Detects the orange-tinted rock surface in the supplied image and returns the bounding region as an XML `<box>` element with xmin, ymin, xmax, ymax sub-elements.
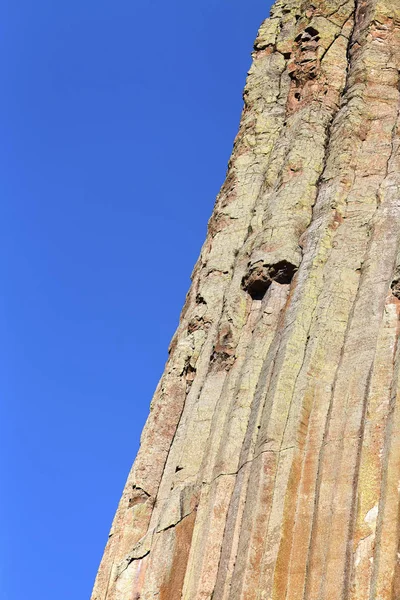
<box><xmin>92</xmin><ymin>1</ymin><xmax>400</xmax><ymax>598</ymax></box>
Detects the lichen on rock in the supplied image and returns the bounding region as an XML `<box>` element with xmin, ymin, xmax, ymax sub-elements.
<box><xmin>91</xmin><ymin>2</ymin><xmax>400</xmax><ymax>599</ymax></box>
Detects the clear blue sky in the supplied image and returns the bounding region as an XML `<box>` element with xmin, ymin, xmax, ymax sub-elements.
<box><xmin>1</xmin><ymin>1</ymin><xmax>270</xmax><ymax>598</ymax></box>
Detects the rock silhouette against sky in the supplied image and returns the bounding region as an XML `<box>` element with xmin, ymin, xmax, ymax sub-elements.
<box><xmin>92</xmin><ymin>1</ymin><xmax>400</xmax><ymax>598</ymax></box>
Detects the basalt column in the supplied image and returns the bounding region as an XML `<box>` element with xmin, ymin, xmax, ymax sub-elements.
<box><xmin>92</xmin><ymin>2</ymin><xmax>400</xmax><ymax>599</ymax></box>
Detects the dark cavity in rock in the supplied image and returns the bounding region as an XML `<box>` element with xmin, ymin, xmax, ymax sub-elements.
<box><xmin>391</xmin><ymin>271</ymin><xmax>400</xmax><ymax>299</ymax></box>
<box><xmin>242</xmin><ymin>260</ymin><xmax>298</xmax><ymax>300</ymax></box>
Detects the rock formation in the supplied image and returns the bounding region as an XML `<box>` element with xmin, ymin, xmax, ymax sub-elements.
<box><xmin>92</xmin><ymin>1</ymin><xmax>400</xmax><ymax>598</ymax></box>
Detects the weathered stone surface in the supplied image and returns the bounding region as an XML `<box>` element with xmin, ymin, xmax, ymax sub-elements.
<box><xmin>92</xmin><ymin>1</ymin><xmax>400</xmax><ymax>598</ymax></box>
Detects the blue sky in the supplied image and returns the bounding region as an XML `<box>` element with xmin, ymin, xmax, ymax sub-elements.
<box><xmin>1</xmin><ymin>1</ymin><xmax>270</xmax><ymax>598</ymax></box>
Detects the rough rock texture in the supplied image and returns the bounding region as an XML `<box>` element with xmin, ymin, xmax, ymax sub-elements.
<box><xmin>92</xmin><ymin>1</ymin><xmax>400</xmax><ymax>598</ymax></box>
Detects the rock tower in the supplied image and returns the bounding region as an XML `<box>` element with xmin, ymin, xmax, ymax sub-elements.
<box><xmin>92</xmin><ymin>1</ymin><xmax>400</xmax><ymax>598</ymax></box>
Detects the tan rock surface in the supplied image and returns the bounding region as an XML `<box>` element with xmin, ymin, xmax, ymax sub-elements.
<box><xmin>92</xmin><ymin>1</ymin><xmax>400</xmax><ymax>598</ymax></box>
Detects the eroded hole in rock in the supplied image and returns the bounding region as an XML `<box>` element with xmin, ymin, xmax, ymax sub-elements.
<box><xmin>269</xmin><ymin>260</ymin><xmax>298</xmax><ymax>284</ymax></box>
<box><xmin>304</xmin><ymin>26</ymin><xmax>319</xmax><ymax>39</ymax></box>
<box><xmin>247</xmin><ymin>278</ymin><xmax>271</xmax><ymax>300</ymax></box>
<box><xmin>242</xmin><ymin>264</ymin><xmax>271</xmax><ymax>300</ymax></box>
<box><xmin>295</xmin><ymin>27</ymin><xmax>320</xmax><ymax>46</ymax></box>
<box><xmin>308</xmin><ymin>65</ymin><xmax>318</xmax><ymax>79</ymax></box>
<box><xmin>294</xmin><ymin>92</ymin><xmax>301</xmax><ymax>101</ymax></box>
<box><xmin>242</xmin><ymin>260</ymin><xmax>298</xmax><ymax>299</ymax></box>
<box><xmin>391</xmin><ymin>273</ymin><xmax>400</xmax><ymax>299</ymax></box>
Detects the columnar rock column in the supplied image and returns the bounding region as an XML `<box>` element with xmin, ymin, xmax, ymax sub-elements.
<box><xmin>92</xmin><ymin>1</ymin><xmax>400</xmax><ymax>599</ymax></box>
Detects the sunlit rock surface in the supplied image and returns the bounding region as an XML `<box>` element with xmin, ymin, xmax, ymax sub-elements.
<box><xmin>92</xmin><ymin>1</ymin><xmax>400</xmax><ymax>598</ymax></box>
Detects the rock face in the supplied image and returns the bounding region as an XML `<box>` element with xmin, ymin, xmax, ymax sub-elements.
<box><xmin>92</xmin><ymin>1</ymin><xmax>400</xmax><ymax>598</ymax></box>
